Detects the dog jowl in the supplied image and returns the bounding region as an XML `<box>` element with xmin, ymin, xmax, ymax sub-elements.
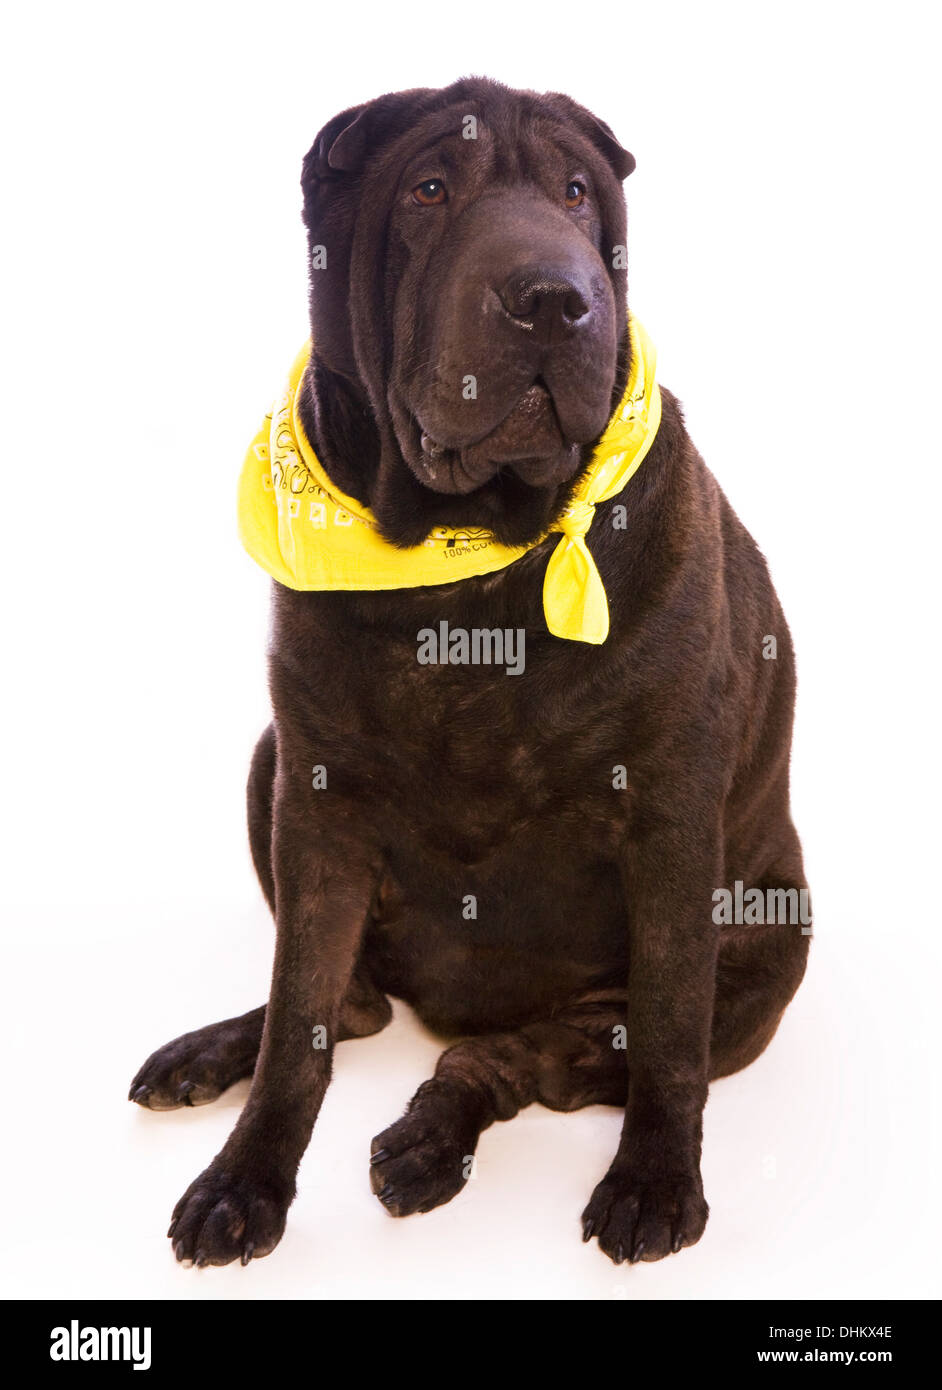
<box><xmin>130</xmin><ymin>77</ymin><xmax>810</xmax><ymax>1268</ymax></box>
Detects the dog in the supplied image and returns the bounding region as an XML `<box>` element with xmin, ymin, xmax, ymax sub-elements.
<box><xmin>129</xmin><ymin>76</ymin><xmax>810</xmax><ymax>1268</ymax></box>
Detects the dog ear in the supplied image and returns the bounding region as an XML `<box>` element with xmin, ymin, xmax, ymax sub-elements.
<box><xmin>302</xmin><ymin>88</ymin><xmax>439</xmax><ymax>184</ymax></box>
<box><xmin>302</xmin><ymin>102</ymin><xmax>369</xmax><ymax>181</ymax></box>
<box><xmin>584</xmin><ymin>113</ymin><xmax>636</xmax><ymax>180</ymax></box>
<box><xmin>544</xmin><ymin>93</ymin><xmax>636</xmax><ymax>180</ymax></box>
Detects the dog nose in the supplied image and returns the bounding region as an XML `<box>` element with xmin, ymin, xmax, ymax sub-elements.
<box><xmin>497</xmin><ymin>268</ymin><xmax>591</xmax><ymax>337</ymax></box>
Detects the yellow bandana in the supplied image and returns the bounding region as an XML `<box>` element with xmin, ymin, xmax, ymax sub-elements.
<box><xmin>238</xmin><ymin>315</ymin><xmax>661</xmax><ymax>643</ymax></box>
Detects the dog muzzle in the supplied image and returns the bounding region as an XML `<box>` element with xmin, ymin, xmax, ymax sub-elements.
<box><xmin>238</xmin><ymin>315</ymin><xmax>662</xmax><ymax>644</ymax></box>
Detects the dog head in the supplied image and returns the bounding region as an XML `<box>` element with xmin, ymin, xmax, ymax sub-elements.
<box><xmin>301</xmin><ymin>77</ymin><xmax>634</xmax><ymax>548</ymax></box>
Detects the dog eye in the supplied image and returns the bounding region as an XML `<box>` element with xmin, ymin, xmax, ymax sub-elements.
<box><xmin>565</xmin><ymin>180</ymin><xmax>586</xmax><ymax>208</ymax></box>
<box><xmin>412</xmin><ymin>179</ymin><xmax>447</xmax><ymax>206</ymax></box>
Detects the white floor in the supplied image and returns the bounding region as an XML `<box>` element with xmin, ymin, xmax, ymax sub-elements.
<box><xmin>2</xmin><ymin>889</ymin><xmax>935</xmax><ymax>1301</ymax></box>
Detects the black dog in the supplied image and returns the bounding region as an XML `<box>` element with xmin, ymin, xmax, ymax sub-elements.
<box><xmin>130</xmin><ymin>77</ymin><xmax>810</xmax><ymax>1268</ymax></box>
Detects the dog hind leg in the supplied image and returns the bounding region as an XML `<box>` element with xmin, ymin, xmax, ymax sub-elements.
<box><xmin>128</xmin><ymin>1006</ymin><xmax>267</xmax><ymax>1110</ymax></box>
<box><xmin>369</xmin><ymin>993</ymin><xmax>628</xmax><ymax>1216</ymax></box>
<box><xmin>128</xmin><ymin>971</ymin><xmax>393</xmax><ymax>1111</ymax></box>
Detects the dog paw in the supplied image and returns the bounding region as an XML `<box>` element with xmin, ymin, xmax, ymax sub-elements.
<box><xmin>581</xmin><ymin>1168</ymin><xmax>708</xmax><ymax>1265</ymax></box>
<box><xmin>167</xmin><ymin>1164</ymin><xmax>291</xmax><ymax>1267</ymax></box>
<box><xmin>128</xmin><ymin>1016</ymin><xmax>260</xmax><ymax>1110</ymax></box>
<box><xmin>369</xmin><ymin>1085</ymin><xmax>480</xmax><ymax>1217</ymax></box>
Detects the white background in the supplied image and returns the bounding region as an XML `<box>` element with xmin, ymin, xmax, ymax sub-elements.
<box><xmin>1</xmin><ymin>0</ymin><xmax>939</xmax><ymax>1300</ymax></box>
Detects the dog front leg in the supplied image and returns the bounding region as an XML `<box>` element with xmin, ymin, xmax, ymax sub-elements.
<box><xmin>168</xmin><ymin>772</ymin><xmax>377</xmax><ymax>1268</ymax></box>
<box><xmin>582</xmin><ymin>804</ymin><xmax>722</xmax><ymax>1265</ymax></box>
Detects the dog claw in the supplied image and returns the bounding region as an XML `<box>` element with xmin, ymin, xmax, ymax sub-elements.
<box><xmin>672</xmin><ymin>1231</ymin><xmax>684</xmax><ymax>1253</ymax></box>
<box><xmin>582</xmin><ymin>1218</ymin><xmax>595</xmax><ymax>1242</ymax></box>
<box><xmin>241</xmin><ymin>1243</ymin><xmax>255</xmax><ymax>1267</ymax></box>
<box><xmin>176</xmin><ymin>1080</ymin><xmax>195</xmax><ymax>1104</ymax></box>
<box><xmin>420</xmin><ymin>433</ymin><xmax>445</xmax><ymax>460</ymax></box>
<box><xmin>629</xmin><ymin>1238</ymin><xmax>646</xmax><ymax>1264</ymax></box>
<box><xmin>613</xmin><ymin>1243</ymin><xmax>625</xmax><ymax>1264</ymax></box>
<box><xmin>167</xmin><ymin>1218</ymin><xmax>178</xmax><ymax>1239</ymax></box>
<box><xmin>370</xmin><ymin>1148</ymin><xmax>390</xmax><ymax>1166</ymax></box>
<box><xmin>131</xmin><ymin>1084</ymin><xmax>151</xmax><ymax>1105</ymax></box>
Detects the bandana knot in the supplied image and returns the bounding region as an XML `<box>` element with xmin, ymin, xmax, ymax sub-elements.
<box><xmin>559</xmin><ymin>497</ymin><xmax>597</xmax><ymax>537</ymax></box>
